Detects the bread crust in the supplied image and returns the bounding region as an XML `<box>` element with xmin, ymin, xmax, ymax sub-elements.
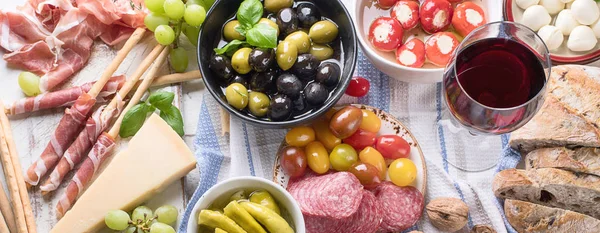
<box><xmin>505</xmin><ymin>199</ymin><xmax>600</xmax><ymax>233</ymax></box>
<box><xmin>526</xmin><ymin>147</ymin><xmax>600</xmax><ymax>177</ymax></box>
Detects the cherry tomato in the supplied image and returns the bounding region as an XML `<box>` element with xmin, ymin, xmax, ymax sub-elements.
<box><xmin>425</xmin><ymin>32</ymin><xmax>459</xmax><ymax>67</ymax></box>
<box><xmin>374</xmin><ymin>135</ymin><xmax>411</xmax><ymax>159</ymax></box>
<box><xmin>359</xmin><ymin>147</ymin><xmax>387</xmax><ymax>180</ymax></box>
<box><xmin>391</xmin><ymin>0</ymin><xmax>420</xmax><ymax>30</ymax></box>
<box><xmin>452</xmin><ymin>2</ymin><xmax>486</xmax><ymax>37</ymax></box>
<box><xmin>329</xmin><ymin>106</ymin><xmax>363</xmax><ymax>139</ymax></box>
<box><xmin>388</xmin><ymin>158</ymin><xmax>417</xmax><ymax>186</ymax></box>
<box><xmin>348</xmin><ymin>162</ymin><xmax>381</xmax><ymax>188</ymax></box>
<box><xmin>324</xmin><ymin>107</ymin><xmax>339</xmax><ymax>120</ymax></box>
<box><xmin>345</xmin><ymin>77</ymin><xmax>370</xmax><ymax>97</ymax></box>
<box><xmin>329</xmin><ymin>144</ymin><xmax>358</xmax><ymax>171</ymax></box>
<box><xmin>280</xmin><ymin>146</ymin><xmax>307</xmax><ymax>178</ymax></box>
<box><xmin>313</xmin><ymin>119</ymin><xmax>341</xmax><ymax>151</ymax></box>
<box><xmin>368</xmin><ymin>17</ymin><xmax>404</xmax><ymax>51</ymax></box>
<box><xmin>395</xmin><ymin>38</ymin><xmax>426</xmax><ymax>68</ymax></box>
<box><xmin>285</xmin><ymin>126</ymin><xmax>315</xmax><ymax>147</ymax></box>
<box><xmin>420</xmin><ymin>0</ymin><xmax>453</xmax><ymax>34</ymax></box>
<box><xmin>343</xmin><ymin>129</ymin><xmax>376</xmax><ymax>151</ymax></box>
<box><xmin>305</xmin><ymin>141</ymin><xmax>330</xmax><ymax>174</ymax></box>
<box><xmin>377</xmin><ymin>0</ymin><xmax>399</xmax><ymax>9</ymax></box>
<box><xmin>359</xmin><ymin>110</ymin><xmax>381</xmax><ymax>133</ymax></box>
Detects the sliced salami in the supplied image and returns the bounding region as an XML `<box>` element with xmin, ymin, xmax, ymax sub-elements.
<box><xmin>374</xmin><ymin>182</ymin><xmax>424</xmax><ymax>232</ymax></box>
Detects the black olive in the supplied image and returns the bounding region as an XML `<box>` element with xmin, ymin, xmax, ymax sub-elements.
<box><xmin>276</xmin><ymin>8</ymin><xmax>298</xmax><ymax>36</ymax></box>
<box><xmin>291</xmin><ymin>54</ymin><xmax>320</xmax><ymax>80</ymax></box>
<box><xmin>293</xmin><ymin>94</ymin><xmax>307</xmax><ymax>112</ymax></box>
<box><xmin>304</xmin><ymin>82</ymin><xmax>328</xmax><ymax>105</ymax></box>
<box><xmin>296</xmin><ymin>3</ymin><xmax>321</xmax><ymax>28</ymax></box>
<box><xmin>209</xmin><ymin>55</ymin><xmax>234</xmax><ymax>80</ymax></box>
<box><xmin>250</xmin><ymin>70</ymin><xmax>278</xmax><ymax>92</ymax></box>
<box><xmin>268</xmin><ymin>94</ymin><xmax>293</xmax><ymax>121</ymax></box>
<box><xmin>276</xmin><ymin>73</ymin><xmax>303</xmax><ymax>99</ymax></box>
<box><xmin>248</xmin><ymin>48</ymin><xmax>275</xmax><ymax>72</ymax></box>
<box><xmin>229</xmin><ymin>73</ymin><xmax>249</xmax><ymax>88</ymax></box>
<box><xmin>315</xmin><ymin>62</ymin><xmax>340</xmax><ymax>89</ymax></box>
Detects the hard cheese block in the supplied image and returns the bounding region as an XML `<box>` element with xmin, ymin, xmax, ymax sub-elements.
<box><xmin>51</xmin><ymin>114</ymin><xmax>196</xmax><ymax>233</ymax></box>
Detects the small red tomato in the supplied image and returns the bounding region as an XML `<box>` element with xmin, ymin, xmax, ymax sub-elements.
<box><xmin>447</xmin><ymin>0</ymin><xmax>463</xmax><ymax>2</ymax></box>
<box><xmin>346</xmin><ymin>77</ymin><xmax>370</xmax><ymax>97</ymax></box>
<box><xmin>343</xmin><ymin>129</ymin><xmax>377</xmax><ymax>151</ymax></box>
<box><xmin>374</xmin><ymin>135</ymin><xmax>411</xmax><ymax>159</ymax></box>
<box><xmin>348</xmin><ymin>162</ymin><xmax>381</xmax><ymax>188</ymax></box>
<box><xmin>395</xmin><ymin>38</ymin><xmax>426</xmax><ymax>68</ymax></box>
<box><xmin>280</xmin><ymin>146</ymin><xmax>307</xmax><ymax>178</ymax></box>
<box><xmin>390</xmin><ymin>1</ymin><xmax>420</xmax><ymax>30</ymax></box>
<box><xmin>420</xmin><ymin>0</ymin><xmax>453</xmax><ymax>34</ymax></box>
<box><xmin>368</xmin><ymin>17</ymin><xmax>404</xmax><ymax>51</ymax></box>
<box><xmin>377</xmin><ymin>0</ymin><xmax>399</xmax><ymax>9</ymax></box>
<box><xmin>425</xmin><ymin>32</ymin><xmax>459</xmax><ymax>67</ymax></box>
<box><xmin>452</xmin><ymin>2</ymin><xmax>486</xmax><ymax>37</ymax></box>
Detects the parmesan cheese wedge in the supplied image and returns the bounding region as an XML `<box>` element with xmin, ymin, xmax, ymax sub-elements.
<box><xmin>51</xmin><ymin>114</ymin><xmax>196</xmax><ymax>233</ymax></box>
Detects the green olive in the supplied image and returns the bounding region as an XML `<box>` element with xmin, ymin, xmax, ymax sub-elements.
<box><xmin>258</xmin><ymin>18</ymin><xmax>280</xmax><ymax>36</ymax></box>
<box><xmin>310</xmin><ymin>44</ymin><xmax>334</xmax><ymax>61</ymax></box>
<box><xmin>285</xmin><ymin>31</ymin><xmax>311</xmax><ymax>54</ymax></box>
<box><xmin>264</xmin><ymin>0</ymin><xmax>293</xmax><ymax>13</ymax></box>
<box><xmin>231</xmin><ymin>48</ymin><xmax>252</xmax><ymax>74</ymax></box>
<box><xmin>309</xmin><ymin>20</ymin><xmax>338</xmax><ymax>44</ymax></box>
<box><xmin>229</xmin><ymin>190</ymin><xmax>247</xmax><ymax>202</ymax></box>
<box><xmin>248</xmin><ymin>92</ymin><xmax>271</xmax><ymax>117</ymax></box>
<box><xmin>276</xmin><ymin>41</ymin><xmax>298</xmax><ymax>71</ymax></box>
<box><xmin>225</xmin><ymin>83</ymin><xmax>249</xmax><ymax>110</ymax></box>
<box><xmin>249</xmin><ymin>190</ymin><xmax>281</xmax><ymax>215</ymax></box>
<box><xmin>223</xmin><ymin>20</ymin><xmax>245</xmax><ymax>41</ymax></box>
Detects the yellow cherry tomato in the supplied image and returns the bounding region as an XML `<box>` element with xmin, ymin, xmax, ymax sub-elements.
<box><xmin>388</xmin><ymin>158</ymin><xmax>417</xmax><ymax>187</ymax></box>
<box><xmin>359</xmin><ymin>110</ymin><xmax>381</xmax><ymax>133</ymax></box>
<box><xmin>312</xmin><ymin>119</ymin><xmax>341</xmax><ymax>151</ymax></box>
<box><xmin>285</xmin><ymin>126</ymin><xmax>315</xmax><ymax>147</ymax></box>
<box><xmin>305</xmin><ymin>141</ymin><xmax>330</xmax><ymax>174</ymax></box>
<box><xmin>329</xmin><ymin>144</ymin><xmax>358</xmax><ymax>171</ymax></box>
<box><xmin>359</xmin><ymin>147</ymin><xmax>387</xmax><ymax>180</ymax></box>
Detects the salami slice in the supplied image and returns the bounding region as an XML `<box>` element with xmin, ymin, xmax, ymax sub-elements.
<box><xmin>287</xmin><ymin>172</ymin><xmax>363</xmax><ymax>219</ymax></box>
<box><xmin>374</xmin><ymin>182</ymin><xmax>424</xmax><ymax>232</ymax></box>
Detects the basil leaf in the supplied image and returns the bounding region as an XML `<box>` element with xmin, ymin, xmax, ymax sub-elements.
<box><xmin>159</xmin><ymin>105</ymin><xmax>185</xmax><ymax>136</ymax></box>
<box><xmin>246</xmin><ymin>24</ymin><xmax>277</xmax><ymax>48</ymax></box>
<box><xmin>237</xmin><ymin>0</ymin><xmax>262</xmax><ymax>29</ymax></box>
<box><xmin>148</xmin><ymin>91</ymin><xmax>175</xmax><ymax>111</ymax></box>
<box><xmin>120</xmin><ymin>103</ymin><xmax>155</xmax><ymax>138</ymax></box>
<box><xmin>214</xmin><ymin>40</ymin><xmax>246</xmax><ymax>55</ymax></box>
<box><xmin>234</xmin><ymin>26</ymin><xmax>247</xmax><ymax>36</ymax></box>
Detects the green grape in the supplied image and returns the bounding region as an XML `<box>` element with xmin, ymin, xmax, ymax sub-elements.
<box><xmin>154</xmin><ymin>25</ymin><xmax>176</xmax><ymax>45</ymax></box>
<box><xmin>154</xmin><ymin>205</ymin><xmax>178</xmax><ymax>224</ymax></box>
<box><xmin>169</xmin><ymin>48</ymin><xmax>189</xmax><ymax>73</ymax></box>
<box><xmin>145</xmin><ymin>0</ymin><xmax>165</xmax><ymax>13</ymax></box>
<box><xmin>18</xmin><ymin>72</ymin><xmax>41</xmax><ymax>97</ymax></box>
<box><xmin>163</xmin><ymin>0</ymin><xmax>185</xmax><ymax>20</ymax></box>
<box><xmin>149</xmin><ymin>222</ymin><xmax>176</xmax><ymax>233</ymax></box>
<box><xmin>124</xmin><ymin>227</ymin><xmax>138</xmax><ymax>233</ymax></box>
<box><xmin>144</xmin><ymin>13</ymin><xmax>170</xmax><ymax>32</ymax></box>
<box><xmin>131</xmin><ymin>206</ymin><xmax>153</xmax><ymax>223</ymax></box>
<box><xmin>183</xmin><ymin>4</ymin><xmax>206</xmax><ymax>27</ymax></box>
<box><xmin>183</xmin><ymin>24</ymin><xmax>199</xmax><ymax>46</ymax></box>
<box><xmin>104</xmin><ymin>210</ymin><xmax>130</xmax><ymax>231</ymax></box>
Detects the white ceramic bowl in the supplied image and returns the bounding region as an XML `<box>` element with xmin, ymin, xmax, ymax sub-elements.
<box><xmin>351</xmin><ymin>0</ymin><xmax>503</xmax><ymax>83</ymax></box>
<box><xmin>186</xmin><ymin>176</ymin><xmax>305</xmax><ymax>233</ymax></box>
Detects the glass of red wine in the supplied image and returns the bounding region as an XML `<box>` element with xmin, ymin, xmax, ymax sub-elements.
<box><xmin>439</xmin><ymin>21</ymin><xmax>551</xmax><ymax>171</ymax></box>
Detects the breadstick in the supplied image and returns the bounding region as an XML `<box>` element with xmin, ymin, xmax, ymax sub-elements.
<box><xmin>220</xmin><ymin>109</ymin><xmax>230</xmax><ymax>136</ymax></box>
<box><xmin>0</xmin><ymin>183</ymin><xmax>16</xmax><ymax>232</ymax></box>
<box><xmin>0</xmin><ymin>209</ymin><xmax>9</xmax><ymax>233</ymax></box>
<box><xmin>148</xmin><ymin>70</ymin><xmax>201</xmax><ymax>87</ymax></box>
<box><xmin>0</xmin><ymin>115</ymin><xmax>27</xmax><ymax>233</ymax></box>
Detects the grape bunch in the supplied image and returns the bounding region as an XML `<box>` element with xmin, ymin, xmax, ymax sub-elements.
<box><xmin>105</xmin><ymin>205</ymin><xmax>179</xmax><ymax>233</ymax></box>
<box><xmin>144</xmin><ymin>0</ymin><xmax>213</xmax><ymax>72</ymax></box>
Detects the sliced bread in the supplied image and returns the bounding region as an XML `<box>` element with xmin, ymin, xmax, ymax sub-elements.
<box><xmin>526</xmin><ymin>147</ymin><xmax>600</xmax><ymax>177</ymax></box>
<box><xmin>493</xmin><ymin>168</ymin><xmax>600</xmax><ymax>219</ymax></box>
<box><xmin>504</xmin><ymin>199</ymin><xmax>600</xmax><ymax>233</ymax></box>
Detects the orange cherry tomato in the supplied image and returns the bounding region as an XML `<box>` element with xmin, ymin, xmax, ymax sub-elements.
<box><xmin>348</xmin><ymin>162</ymin><xmax>381</xmax><ymax>188</ymax></box>
<box><xmin>305</xmin><ymin>141</ymin><xmax>330</xmax><ymax>174</ymax></box>
<box><xmin>359</xmin><ymin>147</ymin><xmax>387</xmax><ymax>180</ymax></box>
<box><xmin>280</xmin><ymin>146</ymin><xmax>307</xmax><ymax>178</ymax></box>
<box><xmin>313</xmin><ymin>119</ymin><xmax>341</xmax><ymax>151</ymax></box>
<box><xmin>374</xmin><ymin>135</ymin><xmax>411</xmax><ymax>159</ymax></box>
<box><xmin>285</xmin><ymin>126</ymin><xmax>315</xmax><ymax>147</ymax></box>
<box><xmin>388</xmin><ymin>158</ymin><xmax>417</xmax><ymax>186</ymax></box>
<box><xmin>359</xmin><ymin>110</ymin><xmax>381</xmax><ymax>133</ymax></box>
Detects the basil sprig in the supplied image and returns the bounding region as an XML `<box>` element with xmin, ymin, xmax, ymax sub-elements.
<box><xmin>120</xmin><ymin>91</ymin><xmax>185</xmax><ymax>138</ymax></box>
<box><xmin>214</xmin><ymin>0</ymin><xmax>277</xmax><ymax>54</ymax></box>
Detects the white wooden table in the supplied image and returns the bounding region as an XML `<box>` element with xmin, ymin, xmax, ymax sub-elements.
<box><xmin>0</xmin><ymin>1</ymin><xmax>205</xmax><ymax>231</ymax></box>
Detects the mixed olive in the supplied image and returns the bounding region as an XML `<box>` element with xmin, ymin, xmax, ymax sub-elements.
<box><xmin>210</xmin><ymin>0</ymin><xmax>344</xmax><ymax>121</ymax></box>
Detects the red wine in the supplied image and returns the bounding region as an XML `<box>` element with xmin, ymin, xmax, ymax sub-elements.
<box><xmin>444</xmin><ymin>38</ymin><xmax>547</xmax><ymax>134</ymax></box>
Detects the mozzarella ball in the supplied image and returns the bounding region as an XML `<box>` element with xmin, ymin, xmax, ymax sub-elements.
<box><xmin>555</xmin><ymin>9</ymin><xmax>581</xmax><ymax>35</ymax></box>
<box><xmin>522</xmin><ymin>5</ymin><xmax>552</xmax><ymax>31</ymax></box>
<box><xmin>591</xmin><ymin>19</ymin><xmax>600</xmax><ymax>38</ymax></box>
<box><xmin>566</xmin><ymin>1</ymin><xmax>573</xmax><ymax>8</ymax></box>
<box><xmin>540</xmin><ymin>0</ymin><xmax>565</xmax><ymax>14</ymax></box>
<box><xmin>538</xmin><ymin>25</ymin><xmax>565</xmax><ymax>50</ymax></box>
<box><xmin>516</xmin><ymin>0</ymin><xmax>540</xmax><ymax>9</ymax></box>
<box><xmin>567</xmin><ymin>25</ymin><xmax>597</xmax><ymax>51</ymax></box>
<box><xmin>560</xmin><ymin>0</ymin><xmax>573</xmax><ymax>3</ymax></box>
<box><xmin>571</xmin><ymin>0</ymin><xmax>600</xmax><ymax>25</ymax></box>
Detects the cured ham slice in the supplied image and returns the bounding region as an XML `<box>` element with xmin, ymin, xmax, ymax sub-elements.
<box><xmin>0</xmin><ymin>4</ymin><xmax>51</xmax><ymax>52</ymax></box>
<box><xmin>7</xmin><ymin>75</ymin><xmax>124</xmax><ymax>115</ymax></box>
<box><xmin>28</xmin><ymin>0</ymin><xmax>75</xmax><ymax>31</ymax></box>
<box><xmin>76</xmin><ymin>0</ymin><xmax>145</xmax><ymax>28</ymax></box>
<box><xmin>3</xmin><ymin>41</ymin><xmax>54</xmax><ymax>75</ymax></box>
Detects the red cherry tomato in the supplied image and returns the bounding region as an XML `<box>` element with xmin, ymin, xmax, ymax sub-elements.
<box><xmin>368</xmin><ymin>17</ymin><xmax>404</xmax><ymax>51</ymax></box>
<box><xmin>395</xmin><ymin>38</ymin><xmax>426</xmax><ymax>68</ymax></box>
<box><xmin>420</xmin><ymin>0</ymin><xmax>453</xmax><ymax>34</ymax></box>
<box><xmin>452</xmin><ymin>2</ymin><xmax>486</xmax><ymax>37</ymax></box>
<box><xmin>348</xmin><ymin>162</ymin><xmax>381</xmax><ymax>188</ymax></box>
<box><xmin>425</xmin><ymin>32</ymin><xmax>459</xmax><ymax>67</ymax></box>
<box><xmin>343</xmin><ymin>129</ymin><xmax>377</xmax><ymax>151</ymax></box>
<box><xmin>390</xmin><ymin>0</ymin><xmax>420</xmax><ymax>30</ymax></box>
<box><xmin>280</xmin><ymin>146</ymin><xmax>307</xmax><ymax>178</ymax></box>
<box><xmin>346</xmin><ymin>77</ymin><xmax>370</xmax><ymax>97</ymax></box>
<box><xmin>377</xmin><ymin>0</ymin><xmax>399</xmax><ymax>9</ymax></box>
<box><xmin>374</xmin><ymin>135</ymin><xmax>411</xmax><ymax>159</ymax></box>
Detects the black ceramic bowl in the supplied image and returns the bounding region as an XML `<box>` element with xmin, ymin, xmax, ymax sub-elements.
<box><xmin>198</xmin><ymin>0</ymin><xmax>357</xmax><ymax>128</ymax></box>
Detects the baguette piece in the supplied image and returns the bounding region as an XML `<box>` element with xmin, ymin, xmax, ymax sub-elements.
<box><xmin>526</xmin><ymin>147</ymin><xmax>600</xmax><ymax>177</ymax></box>
<box><xmin>504</xmin><ymin>199</ymin><xmax>600</xmax><ymax>233</ymax></box>
<box><xmin>493</xmin><ymin>168</ymin><xmax>600</xmax><ymax>219</ymax></box>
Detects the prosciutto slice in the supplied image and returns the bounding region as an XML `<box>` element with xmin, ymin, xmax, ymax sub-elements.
<box><xmin>7</xmin><ymin>75</ymin><xmax>124</xmax><ymax>115</ymax></box>
<box><xmin>24</xmin><ymin>93</ymin><xmax>95</xmax><ymax>186</ymax></box>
